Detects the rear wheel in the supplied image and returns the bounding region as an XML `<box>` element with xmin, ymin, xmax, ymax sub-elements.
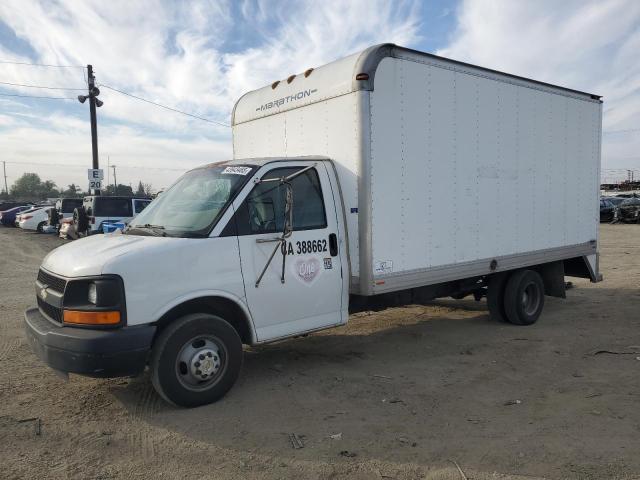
<box><xmin>503</xmin><ymin>269</ymin><xmax>545</xmax><ymax>326</ymax></box>
<box><xmin>150</xmin><ymin>313</ymin><xmax>243</xmax><ymax>407</ymax></box>
<box><xmin>36</xmin><ymin>221</ymin><xmax>45</xmax><ymax>233</ymax></box>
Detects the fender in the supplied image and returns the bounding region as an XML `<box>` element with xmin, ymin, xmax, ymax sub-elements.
<box><xmin>153</xmin><ymin>289</ymin><xmax>257</xmax><ymax>344</ymax></box>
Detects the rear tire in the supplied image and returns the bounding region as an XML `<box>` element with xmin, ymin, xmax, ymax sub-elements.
<box><xmin>73</xmin><ymin>207</ymin><xmax>88</xmax><ymax>236</ymax></box>
<box><xmin>487</xmin><ymin>272</ymin><xmax>509</xmax><ymax>322</ymax></box>
<box><xmin>150</xmin><ymin>313</ymin><xmax>243</xmax><ymax>408</ymax></box>
<box><xmin>503</xmin><ymin>270</ymin><xmax>545</xmax><ymax>326</ymax></box>
<box><xmin>36</xmin><ymin>221</ymin><xmax>45</xmax><ymax>233</ymax></box>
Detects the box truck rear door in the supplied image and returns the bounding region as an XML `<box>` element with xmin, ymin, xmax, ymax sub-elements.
<box><xmin>232</xmin><ymin>162</ymin><xmax>344</xmax><ymax>342</ymax></box>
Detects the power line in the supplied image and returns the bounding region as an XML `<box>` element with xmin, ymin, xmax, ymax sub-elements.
<box><xmin>99</xmin><ymin>84</ymin><xmax>230</xmax><ymax>127</ymax></box>
<box><xmin>0</xmin><ymin>92</ymin><xmax>76</xmax><ymax>100</ymax></box>
<box><xmin>3</xmin><ymin>160</ymin><xmax>189</xmax><ymax>172</ymax></box>
<box><xmin>0</xmin><ymin>80</ymin><xmax>85</xmax><ymax>91</ymax></box>
<box><xmin>0</xmin><ymin>59</ymin><xmax>85</xmax><ymax>68</ymax></box>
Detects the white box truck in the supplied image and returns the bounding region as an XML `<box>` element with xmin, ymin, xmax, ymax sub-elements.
<box><xmin>25</xmin><ymin>44</ymin><xmax>602</xmax><ymax>407</ymax></box>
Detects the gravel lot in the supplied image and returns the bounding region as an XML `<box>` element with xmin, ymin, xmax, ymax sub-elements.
<box><xmin>1</xmin><ymin>224</ymin><xmax>639</xmax><ymax>480</ymax></box>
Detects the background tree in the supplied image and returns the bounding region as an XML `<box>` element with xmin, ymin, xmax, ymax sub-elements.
<box><xmin>9</xmin><ymin>173</ymin><xmax>59</xmax><ymax>200</ymax></box>
<box><xmin>135</xmin><ymin>181</ymin><xmax>153</xmax><ymax>197</ymax></box>
<box><xmin>142</xmin><ymin>182</ymin><xmax>154</xmax><ymax>196</ymax></box>
<box><xmin>104</xmin><ymin>183</ymin><xmax>134</xmax><ymax>196</ymax></box>
<box><xmin>61</xmin><ymin>183</ymin><xmax>83</xmax><ymax>197</ymax></box>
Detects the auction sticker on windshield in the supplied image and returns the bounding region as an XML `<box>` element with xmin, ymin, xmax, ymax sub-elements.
<box><xmin>222</xmin><ymin>166</ymin><xmax>252</xmax><ymax>175</ymax></box>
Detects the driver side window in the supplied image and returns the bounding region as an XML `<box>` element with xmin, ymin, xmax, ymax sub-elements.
<box><xmin>226</xmin><ymin>166</ymin><xmax>327</xmax><ymax>236</ymax></box>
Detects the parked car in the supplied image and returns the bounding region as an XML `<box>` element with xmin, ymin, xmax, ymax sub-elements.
<box><xmin>17</xmin><ymin>207</ymin><xmax>53</xmax><ymax>232</ymax></box>
<box><xmin>0</xmin><ymin>201</ymin><xmax>30</xmax><ymax>211</ymax></box>
<box><xmin>14</xmin><ymin>205</ymin><xmax>49</xmax><ymax>226</ymax></box>
<box><xmin>74</xmin><ymin>196</ymin><xmax>151</xmax><ymax>235</ymax></box>
<box><xmin>600</xmin><ymin>198</ymin><xmax>615</xmax><ymax>223</ymax></box>
<box><xmin>607</xmin><ymin>196</ymin><xmax>626</xmax><ymax>207</ymax></box>
<box><xmin>616</xmin><ymin>197</ymin><xmax>640</xmax><ymax>223</ymax></box>
<box><xmin>0</xmin><ymin>205</ymin><xmax>31</xmax><ymax>226</ymax></box>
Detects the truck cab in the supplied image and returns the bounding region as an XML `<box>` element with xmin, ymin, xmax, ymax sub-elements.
<box><xmin>25</xmin><ymin>157</ymin><xmax>348</xmax><ymax>407</ymax></box>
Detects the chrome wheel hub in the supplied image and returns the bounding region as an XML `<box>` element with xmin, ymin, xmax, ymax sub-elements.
<box><xmin>176</xmin><ymin>336</ymin><xmax>226</xmax><ymax>390</ymax></box>
<box><xmin>190</xmin><ymin>348</ymin><xmax>221</xmax><ymax>380</ymax></box>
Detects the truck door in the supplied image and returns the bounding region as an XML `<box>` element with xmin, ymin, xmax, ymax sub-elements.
<box><xmin>230</xmin><ymin>162</ymin><xmax>345</xmax><ymax>342</ymax></box>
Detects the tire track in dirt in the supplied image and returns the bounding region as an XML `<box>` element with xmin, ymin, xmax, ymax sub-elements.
<box><xmin>0</xmin><ymin>337</ymin><xmax>20</xmax><ymax>362</ymax></box>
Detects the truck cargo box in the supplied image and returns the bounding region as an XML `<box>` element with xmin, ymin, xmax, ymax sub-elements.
<box><xmin>232</xmin><ymin>44</ymin><xmax>602</xmax><ymax>296</ymax></box>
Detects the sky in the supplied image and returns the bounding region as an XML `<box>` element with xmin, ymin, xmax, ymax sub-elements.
<box><xmin>0</xmin><ymin>0</ymin><xmax>638</xmax><ymax>192</ymax></box>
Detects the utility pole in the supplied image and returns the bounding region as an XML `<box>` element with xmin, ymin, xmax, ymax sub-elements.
<box><xmin>2</xmin><ymin>161</ymin><xmax>7</xmax><ymax>196</ymax></box>
<box><xmin>112</xmin><ymin>165</ymin><xmax>117</xmax><ymax>189</ymax></box>
<box><xmin>78</xmin><ymin>64</ymin><xmax>103</xmax><ymax>195</ymax></box>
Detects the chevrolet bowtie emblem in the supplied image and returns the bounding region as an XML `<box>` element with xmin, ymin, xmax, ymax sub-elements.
<box><xmin>40</xmin><ymin>287</ymin><xmax>48</xmax><ymax>300</ymax></box>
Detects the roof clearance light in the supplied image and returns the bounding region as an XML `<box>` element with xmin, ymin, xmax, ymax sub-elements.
<box><xmin>287</xmin><ymin>74</ymin><xmax>296</xmax><ymax>84</ymax></box>
<box><xmin>271</xmin><ymin>80</ymin><xmax>280</xmax><ymax>90</ymax></box>
<box><xmin>356</xmin><ymin>73</ymin><xmax>369</xmax><ymax>81</ymax></box>
<box><xmin>304</xmin><ymin>68</ymin><xmax>314</xmax><ymax>78</ymax></box>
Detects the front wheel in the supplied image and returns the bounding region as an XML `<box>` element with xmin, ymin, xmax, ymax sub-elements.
<box><xmin>503</xmin><ymin>270</ymin><xmax>545</xmax><ymax>325</ymax></box>
<box><xmin>36</xmin><ymin>221</ymin><xmax>45</xmax><ymax>233</ymax></box>
<box><xmin>150</xmin><ymin>313</ymin><xmax>243</xmax><ymax>407</ymax></box>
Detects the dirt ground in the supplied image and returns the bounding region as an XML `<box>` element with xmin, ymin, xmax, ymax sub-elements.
<box><xmin>1</xmin><ymin>225</ymin><xmax>639</xmax><ymax>480</ymax></box>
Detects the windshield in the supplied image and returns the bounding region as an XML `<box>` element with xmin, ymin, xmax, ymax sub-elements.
<box><xmin>126</xmin><ymin>164</ymin><xmax>255</xmax><ymax>237</ymax></box>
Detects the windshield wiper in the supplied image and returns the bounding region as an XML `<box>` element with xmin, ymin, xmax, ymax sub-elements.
<box><xmin>127</xmin><ymin>223</ymin><xmax>167</xmax><ymax>237</ymax></box>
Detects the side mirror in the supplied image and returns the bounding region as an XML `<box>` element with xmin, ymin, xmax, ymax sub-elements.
<box><xmin>283</xmin><ymin>183</ymin><xmax>293</xmax><ymax>238</ymax></box>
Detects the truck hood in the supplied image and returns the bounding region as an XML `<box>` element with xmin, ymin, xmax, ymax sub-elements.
<box><xmin>41</xmin><ymin>233</ymin><xmax>172</xmax><ymax>277</ymax></box>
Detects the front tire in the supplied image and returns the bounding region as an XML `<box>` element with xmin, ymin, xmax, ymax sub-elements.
<box><xmin>150</xmin><ymin>313</ymin><xmax>243</xmax><ymax>407</ymax></box>
<box><xmin>36</xmin><ymin>221</ymin><xmax>45</xmax><ymax>233</ymax></box>
<box><xmin>503</xmin><ymin>270</ymin><xmax>545</xmax><ymax>325</ymax></box>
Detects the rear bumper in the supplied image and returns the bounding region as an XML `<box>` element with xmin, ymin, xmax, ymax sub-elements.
<box><xmin>24</xmin><ymin>307</ymin><xmax>156</xmax><ymax>378</ymax></box>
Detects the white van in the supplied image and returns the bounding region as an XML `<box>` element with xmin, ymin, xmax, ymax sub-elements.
<box><xmin>25</xmin><ymin>44</ymin><xmax>602</xmax><ymax>407</ymax></box>
<box><xmin>77</xmin><ymin>196</ymin><xmax>151</xmax><ymax>234</ymax></box>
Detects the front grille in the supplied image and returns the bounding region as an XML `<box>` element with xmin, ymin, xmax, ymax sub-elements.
<box><xmin>37</xmin><ymin>269</ymin><xmax>66</xmax><ymax>293</ymax></box>
<box><xmin>37</xmin><ymin>296</ymin><xmax>63</xmax><ymax>324</ymax></box>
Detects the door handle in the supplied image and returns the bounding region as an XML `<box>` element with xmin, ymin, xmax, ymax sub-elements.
<box><xmin>256</xmin><ymin>236</ymin><xmax>283</xmax><ymax>243</ymax></box>
<box><xmin>329</xmin><ymin>233</ymin><xmax>338</xmax><ymax>256</ymax></box>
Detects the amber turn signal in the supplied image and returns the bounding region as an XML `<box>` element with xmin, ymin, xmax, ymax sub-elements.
<box><xmin>63</xmin><ymin>310</ymin><xmax>121</xmax><ymax>325</ymax></box>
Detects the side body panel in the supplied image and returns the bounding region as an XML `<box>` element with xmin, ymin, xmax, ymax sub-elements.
<box><xmin>101</xmin><ymin>237</ymin><xmax>249</xmax><ymax>329</ymax></box>
<box><xmin>368</xmin><ymin>57</ymin><xmax>601</xmax><ymax>293</ymax></box>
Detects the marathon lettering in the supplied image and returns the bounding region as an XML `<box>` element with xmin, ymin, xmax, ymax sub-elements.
<box><xmin>256</xmin><ymin>89</ymin><xmax>318</xmax><ymax>112</ymax></box>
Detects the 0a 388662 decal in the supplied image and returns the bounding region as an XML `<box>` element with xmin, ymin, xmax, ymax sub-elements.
<box><xmin>281</xmin><ymin>239</ymin><xmax>328</xmax><ymax>255</ymax></box>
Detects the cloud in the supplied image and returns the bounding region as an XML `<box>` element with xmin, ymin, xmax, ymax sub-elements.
<box><xmin>439</xmin><ymin>0</ymin><xmax>640</xmax><ymax>178</ymax></box>
<box><xmin>0</xmin><ymin>0</ymin><xmax>422</xmax><ymax>189</ymax></box>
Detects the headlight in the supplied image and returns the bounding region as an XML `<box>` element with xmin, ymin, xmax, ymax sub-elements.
<box><xmin>88</xmin><ymin>282</ymin><xmax>97</xmax><ymax>304</ymax></box>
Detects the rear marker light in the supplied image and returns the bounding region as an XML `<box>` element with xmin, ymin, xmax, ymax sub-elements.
<box><xmin>271</xmin><ymin>80</ymin><xmax>280</xmax><ymax>89</ymax></box>
<box><xmin>287</xmin><ymin>74</ymin><xmax>296</xmax><ymax>84</ymax></box>
<box><xmin>304</xmin><ymin>68</ymin><xmax>314</xmax><ymax>78</ymax></box>
<box><xmin>356</xmin><ymin>73</ymin><xmax>369</xmax><ymax>81</ymax></box>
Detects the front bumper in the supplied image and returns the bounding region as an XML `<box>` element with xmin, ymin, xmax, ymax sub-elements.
<box><xmin>24</xmin><ymin>307</ymin><xmax>156</xmax><ymax>378</ymax></box>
